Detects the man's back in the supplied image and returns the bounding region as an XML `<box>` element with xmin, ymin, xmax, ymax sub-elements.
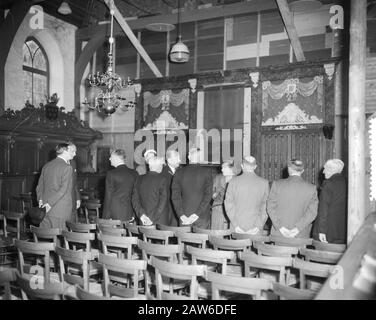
<box><xmin>225</xmin><ymin>172</ymin><xmax>269</xmax><ymax>231</ymax></box>
<box><xmin>171</xmin><ymin>164</ymin><xmax>213</xmax><ymax>228</ymax></box>
<box><xmin>267</xmin><ymin>176</ymin><xmax>318</xmax><ymax>237</ymax></box>
<box><xmin>103</xmin><ymin>164</ymin><xmax>138</xmax><ymax>220</ymax></box>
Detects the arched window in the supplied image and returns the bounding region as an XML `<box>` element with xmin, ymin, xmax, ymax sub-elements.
<box><xmin>23</xmin><ymin>37</ymin><xmax>49</xmax><ymax>106</ymax></box>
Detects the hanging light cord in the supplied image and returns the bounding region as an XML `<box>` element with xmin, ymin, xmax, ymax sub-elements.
<box><xmin>177</xmin><ymin>0</ymin><xmax>181</xmax><ymax>39</ymax></box>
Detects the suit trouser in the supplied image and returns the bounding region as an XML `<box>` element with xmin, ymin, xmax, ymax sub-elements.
<box><xmin>40</xmin><ymin>215</ymin><xmax>68</xmax><ymax>230</ymax></box>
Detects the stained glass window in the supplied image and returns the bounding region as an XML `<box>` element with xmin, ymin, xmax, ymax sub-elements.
<box><xmin>23</xmin><ymin>38</ymin><xmax>49</xmax><ymax>106</ymax></box>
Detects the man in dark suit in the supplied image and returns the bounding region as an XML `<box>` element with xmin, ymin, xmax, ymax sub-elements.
<box><xmin>67</xmin><ymin>142</ymin><xmax>81</xmax><ymax>222</ymax></box>
<box><xmin>312</xmin><ymin>159</ymin><xmax>347</xmax><ymax>244</ymax></box>
<box><xmin>132</xmin><ymin>157</ymin><xmax>169</xmax><ymax>226</ymax></box>
<box><xmin>102</xmin><ymin>149</ymin><xmax>138</xmax><ymax>221</ymax></box>
<box><xmin>36</xmin><ymin>143</ymin><xmax>75</xmax><ymax>229</ymax></box>
<box><xmin>267</xmin><ymin>159</ymin><xmax>318</xmax><ymax>238</ymax></box>
<box><xmin>161</xmin><ymin>150</ymin><xmax>181</xmax><ymax>226</ymax></box>
<box><xmin>171</xmin><ymin>147</ymin><xmax>213</xmax><ymax>228</ymax></box>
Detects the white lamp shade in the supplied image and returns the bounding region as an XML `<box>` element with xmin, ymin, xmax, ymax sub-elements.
<box><xmin>169</xmin><ymin>37</ymin><xmax>190</xmax><ymax>63</ymax></box>
<box><xmin>58</xmin><ymin>1</ymin><xmax>72</xmax><ymax>15</ymax></box>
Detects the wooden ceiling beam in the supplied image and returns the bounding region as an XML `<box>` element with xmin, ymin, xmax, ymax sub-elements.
<box><xmin>77</xmin><ymin>0</ymin><xmax>278</xmax><ymax>39</ymax></box>
<box><xmin>104</xmin><ymin>0</ymin><xmax>163</xmax><ymax>78</ymax></box>
<box><xmin>275</xmin><ymin>0</ymin><xmax>305</xmax><ymax>62</ymax></box>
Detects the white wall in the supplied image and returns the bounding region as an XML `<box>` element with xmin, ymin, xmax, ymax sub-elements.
<box><xmin>4</xmin><ymin>10</ymin><xmax>76</xmax><ymax>111</ymax></box>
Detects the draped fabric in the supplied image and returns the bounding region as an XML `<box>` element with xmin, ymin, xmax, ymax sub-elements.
<box><xmin>143</xmin><ymin>89</ymin><xmax>189</xmax><ymax>130</ymax></box>
<box><xmin>262</xmin><ymin>76</ymin><xmax>324</xmax><ymax>130</ymax></box>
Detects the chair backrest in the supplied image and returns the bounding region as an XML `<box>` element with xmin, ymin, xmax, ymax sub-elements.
<box><xmin>98</xmin><ymin>253</ymin><xmax>147</xmax><ymax>298</ymax></box>
<box><xmin>150</xmin><ymin>256</ymin><xmax>207</xmax><ymax>300</ymax></box>
<box><xmin>186</xmin><ymin>245</ymin><xmax>234</xmax><ymax>275</ymax></box>
<box><xmin>312</xmin><ymin>240</ymin><xmax>347</xmax><ymax>253</ymax></box>
<box><xmin>272</xmin><ymin>282</ymin><xmax>316</xmax><ymax>300</ymax></box>
<box><xmin>232</xmin><ymin>232</ymin><xmax>270</xmax><ymax>243</ymax></box>
<box><xmin>192</xmin><ymin>226</ymin><xmax>232</xmax><ymax>237</ymax></box>
<box><xmin>269</xmin><ymin>235</ymin><xmax>313</xmax><ymax>248</ymax></box>
<box><xmin>299</xmin><ymin>248</ymin><xmax>342</xmax><ymax>264</ymax></box>
<box><xmin>239</xmin><ymin>251</ymin><xmax>293</xmax><ymax>283</ymax></box>
<box><xmin>31</xmin><ymin>225</ymin><xmax>61</xmax><ymax>245</ymax></box>
<box><xmin>98</xmin><ymin>225</ymin><xmax>127</xmax><ymax>237</ymax></box>
<box><xmin>137</xmin><ymin>239</ymin><xmax>182</xmax><ymax>262</ymax></box>
<box><xmin>76</xmin><ymin>285</ymin><xmax>109</xmax><ymax>300</ymax></box>
<box><xmin>253</xmin><ymin>242</ymin><xmax>299</xmax><ymax>257</ymax></box>
<box><xmin>0</xmin><ymin>268</ymin><xmax>17</xmax><ymax>300</ymax></box>
<box><xmin>139</xmin><ymin>227</ymin><xmax>175</xmax><ymax>244</ymax></box>
<box><xmin>207</xmin><ymin>271</ymin><xmax>272</xmax><ymax>299</ymax></box>
<box><xmin>84</xmin><ymin>201</ymin><xmax>101</xmax><ymax>223</ymax></box>
<box><xmin>98</xmin><ymin>233</ymin><xmax>138</xmax><ymax>259</ymax></box>
<box><xmin>55</xmin><ymin>246</ymin><xmax>93</xmax><ymax>290</ymax></box>
<box><xmin>3</xmin><ymin>210</ymin><xmax>25</xmax><ymax>239</ymax></box>
<box><xmin>66</xmin><ymin>221</ymin><xmax>97</xmax><ymax>233</ymax></box>
<box><xmin>97</xmin><ymin>219</ymin><xmax>122</xmax><ymax>227</ymax></box>
<box><xmin>292</xmin><ymin>258</ymin><xmax>333</xmax><ymax>289</ymax></box>
<box><xmin>62</xmin><ymin>230</ymin><xmax>95</xmax><ymax>252</ymax></box>
<box><xmin>124</xmin><ymin>223</ymin><xmax>140</xmax><ymax>237</ymax></box>
<box><xmin>15</xmin><ymin>239</ymin><xmax>56</xmax><ymax>282</ymax></box>
<box><xmin>156</xmin><ymin>224</ymin><xmax>191</xmax><ymax>234</ymax></box>
<box><xmin>16</xmin><ymin>271</ymin><xmax>69</xmax><ymax>300</ymax></box>
<box><xmin>176</xmin><ymin>231</ymin><xmax>209</xmax><ymax>249</ymax></box>
<box><xmin>209</xmin><ymin>236</ymin><xmax>251</xmax><ymax>252</ymax></box>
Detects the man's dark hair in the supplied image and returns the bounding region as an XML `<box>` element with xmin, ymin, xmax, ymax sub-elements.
<box><xmin>112</xmin><ymin>149</ymin><xmax>126</xmax><ymax>161</ymax></box>
<box><xmin>55</xmin><ymin>143</ymin><xmax>69</xmax><ymax>155</ymax></box>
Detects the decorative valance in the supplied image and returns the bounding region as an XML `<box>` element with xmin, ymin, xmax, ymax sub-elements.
<box><xmin>143</xmin><ymin>89</ymin><xmax>189</xmax><ymax>132</ymax></box>
<box><xmin>262</xmin><ymin>76</ymin><xmax>325</xmax><ymax>131</ymax></box>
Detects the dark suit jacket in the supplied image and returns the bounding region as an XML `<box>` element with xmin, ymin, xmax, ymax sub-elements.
<box><xmin>102</xmin><ymin>164</ymin><xmax>138</xmax><ymax>221</ymax></box>
<box><xmin>36</xmin><ymin>157</ymin><xmax>73</xmax><ymax>223</ymax></box>
<box><xmin>70</xmin><ymin>159</ymin><xmax>81</xmax><ymax>216</ymax></box>
<box><xmin>132</xmin><ymin>171</ymin><xmax>169</xmax><ymax>225</ymax></box>
<box><xmin>267</xmin><ymin>176</ymin><xmax>318</xmax><ymax>238</ymax></box>
<box><xmin>171</xmin><ymin>164</ymin><xmax>213</xmax><ymax>228</ymax></box>
<box><xmin>161</xmin><ymin>164</ymin><xmax>179</xmax><ymax>226</ymax></box>
<box><xmin>312</xmin><ymin>174</ymin><xmax>347</xmax><ymax>244</ymax></box>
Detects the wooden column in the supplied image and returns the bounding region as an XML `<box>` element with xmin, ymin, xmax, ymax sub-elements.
<box><xmin>348</xmin><ymin>0</ymin><xmax>367</xmax><ymax>243</ymax></box>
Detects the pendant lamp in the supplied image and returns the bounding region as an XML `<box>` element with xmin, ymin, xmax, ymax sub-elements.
<box><xmin>169</xmin><ymin>0</ymin><xmax>189</xmax><ymax>63</ymax></box>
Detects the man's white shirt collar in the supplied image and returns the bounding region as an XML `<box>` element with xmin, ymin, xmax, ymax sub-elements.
<box><xmin>57</xmin><ymin>155</ymin><xmax>70</xmax><ymax>164</ymax></box>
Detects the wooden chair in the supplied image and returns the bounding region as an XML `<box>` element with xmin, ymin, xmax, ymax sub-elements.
<box><xmin>98</xmin><ymin>233</ymin><xmax>138</xmax><ymax>259</ymax></box>
<box><xmin>232</xmin><ymin>232</ymin><xmax>270</xmax><ymax>244</ymax></box>
<box><xmin>30</xmin><ymin>226</ymin><xmax>61</xmax><ymax>245</ymax></box>
<box><xmin>97</xmin><ymin>219</ymin><xmax>122</xmax><ymax>227</ymax></box>
<box><xmin>187</xmin><ymin>246</ymin><xmax>235</xmax><ymax>275</ymax></box>
<box><xmin>139</xmin><ymin>227</ymin><xmax>175</xmax><ymax>244</ymax></box>
<box><xmin>207</xmin><ymin>271</ymin><xmax>272</xmax><ymax>300</ymax></box>
<box><xmin>15</xmin><ymin>239</ymin><xmax>56</xmax><ymax>283</ymax></box>
<box><xmin>156</xmin><ymin>224</ymin><xmax>191</xmax><ymax>235</ymax></box>
<box><xmin>312</xmin><ymin>240</ymin><xmax>346</xmax><ymax>253</ymax></box>
<box><xmin>0</xmin><ymin>267</ymin><xmax>17</xmax><ymax>300</ymax></box>
<box><xmin>151</xmin><ymin>256</ymin><xmax>207</xmax><ymax>300</ymax></box>
<box><xmin>66</xmin><ymin>221</ymin><xmax>97</xmax><ymax>234</ymax></box>
<box><xmin>3</xmin><ymin>211</ymin><xmax>26</xmax><ymax>240</ymax></box>
<box><xmin>239</xmin><ymin>251</ymin><xmax>293</xmax><ymax>284</ymax></box>
<box><xmin>83</xmin><ymin>200</ymin><xmax>101</xmax><ymax>223</ymax></box>
<box><xmin>16</xmin><ymin>271</ymin><xmax>71</xmax><ymax>300</ymax></box>
<box><xmin>269</xmin><ymin>235</ymin><xmax>312</xmax><ymax>248</ymax></box>
<box><xmin>98</xmin><ymin>225</ymin><xmax>127</xmax><ymax>237</ymax></box>
<box><xmin>176</xmin><ymin>231</ymin><xmax>209</xmax><ymax>250</ymax></box>
<box><xmin>299</xmin><ymin>248</ymin><xmax>342</xmax><ymax>264</ymax></box>
<box><xmin>272</xmin><ymin>282</ymin><xmax>316</xmax><ymax>300</ymax></box>
<box><xmin>76</xmin><ymin>284</ymin><xmax>109</xmax><ymax>300</ymax></box>
<box><xmin>55</xmin><ymin>245</ymin><xmax>94</xmax><ymax>291</ymax></box>
<box><xmin>99</xmin><ymin>253</ymin><xmax>147</xmax><ymax>299</ymax></box>
<box><xmin>192</xmin><ymin>226</ymin><xmax>232</xmax><ymax>238</ymax></box>
<box><xmin>137</xmin><ymin>240</ymin><xmax>185</xmax><ymax>296</ymax></box>
<box><xmin>292</xmin><ymin>258</ymin><xmax>333</xmax><ymax>290</ymax></box>
<box><xmin>253</xmin><ymin>242</ymin><xmax>299</xmax><ymax>257</ymax></box>
<box><xmin>124</xmin><ymin>223</ymin><xmax>141</xmax><ymax>238</ymax></box>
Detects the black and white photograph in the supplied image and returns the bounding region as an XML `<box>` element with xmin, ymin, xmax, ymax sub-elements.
<box><xmin>0</xmin><ymin>0</ymin><xmax>375</xmax><ymax>308</ymax></box>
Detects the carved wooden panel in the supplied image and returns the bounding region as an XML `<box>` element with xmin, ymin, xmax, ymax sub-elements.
<box><xmin>260</xmin><ymin>131</ymin><xmax>333</xmax><ymax>185</ymax></box>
